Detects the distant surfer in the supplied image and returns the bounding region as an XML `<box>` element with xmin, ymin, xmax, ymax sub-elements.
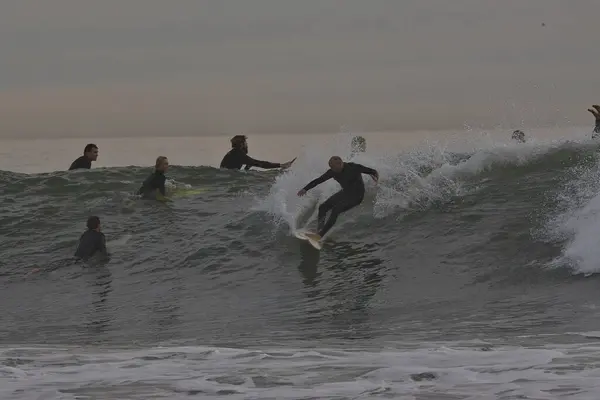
<box><xmin>297</xmin><ymin>156</ymin><xmax>378</xmax><ymax>241</ymax></box>
<box><xmin>74</xmin><ymin>216</ymin><xmax>109</xmax><ymax>261</ymax></box>
<box><xmin>351</xmin><ymin>136</ymin><xmax>367</xmax><ymax>154</ymax></box>
<box><xmin>588</xmin><ymin>105</ymin><xmax>600</xmax><ymax>139</ymax></box>
<box><xmin>68</xmin><ymin>143</ymin><xmax>99</xmax><ymax>170</ymax></box>
<box><xmin>511</xmin><ymin>130</ymin><xmax>526</xmax><ymax>143</ymax></box>
<box><xmin>220</xmin><ymin>135</ymin><xmax>295</xmax><ymax>170</ymax></box>
<box><xmin>138</xmin><ymin>156</ymin><xmax>169</xmax><ymax>199</ymax></box>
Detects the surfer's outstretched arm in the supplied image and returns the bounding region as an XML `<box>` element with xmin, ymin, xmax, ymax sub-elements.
<box><xmin>588</xmin><ymin>105</ymin><xmax>600</xmax><ymax>137</ymax></box>
<box><xmin>242</xmin><ymin>155</ymin><xmax>282</xmax><ymax>169</ymax></box>
<box><xmin>298</xmin><ymin>170</ymin><xmax>334</xmax><ymax>196</ymax></box>
<box><xmin>242</xmin><ymin>154</ymin><xmax>295</xmax><ymax>170</ymax></box>
<box><xmin>355</xmin><ymin>164</ymin><xmax>379</xmax><ymax>181</ymax></box>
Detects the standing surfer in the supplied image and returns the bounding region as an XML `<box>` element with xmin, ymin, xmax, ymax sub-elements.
<box><xmin>220</xmin><ymin>135</ymin><xmax>295</xmax><ymax>170</ymax></box>
<box><xmin>297</xmin><ymin>156</ymin><xmax>378</xmax><ymax>241</ymax></box>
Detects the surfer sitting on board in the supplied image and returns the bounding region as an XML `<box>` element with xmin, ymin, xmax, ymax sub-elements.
<box><xmin>74</xmin><ymin>216</ymin><xmax>109</xmax><ymax>261</ymax></box>
<box><xmin>26</xmin><ymin>216</ymin><xmax>109</xmax><ymax>275</ymax></box>
<box><xmin>68</xmin><ymin>143</ymin><xmax>99</xmax><ymax>170</ymax></box>
<box><xmin>297</xmin><ymin>156</ymin><xmax>378</xmax><ymax>241</ymax></box>
<box><xmin>138</xmin><ymin>156</ymin><xmax>169</xmax><ymax>200</ymax></box>
<box><xmin>220</xmin><ymin>135</ymin><xmax>295</xmax><ymax>171</ymax></box>
<box><xmin>588</xmin><ymin>105</ymin><xmax>600</xmax><ymax>139</ymax></box>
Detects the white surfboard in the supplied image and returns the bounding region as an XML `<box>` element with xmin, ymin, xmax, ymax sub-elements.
<box><xmin>294</xmin><ymin>230</ymin><xmax>322</xmax><ymax>250</ymax></box>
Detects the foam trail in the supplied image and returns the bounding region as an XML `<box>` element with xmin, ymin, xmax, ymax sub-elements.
<box><xmin>256</xmin><ymin>133</ymin><xmax>586</xmax><ymax>237</ymax></box>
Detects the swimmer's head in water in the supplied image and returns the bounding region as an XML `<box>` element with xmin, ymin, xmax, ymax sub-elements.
<box><xmin>512</xmin><ymin>130</ymin><xmax>526</xmax><ymax>143</ymax></box>
<box><xmin>351</xmin><ymin>136</ymin><xmax>366</xmax><ymax>153</ymax></box>
<box><xmin>155</xmin><ymin>156</ymin><xmax>169</xmax><ymax>172</ymax></box>
<box><xmin>87</xmin><ymin>216</ymin><xmax>101</xmax><ymax>231</ymax></box>
<box><xmin>328</xmin><ymin>156</ymin><xmax>344</xmax><ymax>172</ymax></box>
<box><xmin>231</xmin><ymin>135</ymin><xmax>248</xmax><ymax>152</ymax></box>
<box><xmin>84</xmin><ymin>144</ymin><xmax>99</xmax><ymax>161</ymax></box>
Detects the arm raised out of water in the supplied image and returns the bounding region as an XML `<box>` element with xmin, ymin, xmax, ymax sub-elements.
<box><xmin>354</xmin><ymin>163</ymin><xmax>379</xmax><ymax>182</ymax></box>
<box><xmin>588</xmin><ymin>105</ymin><xmax>600</xmax><ymax>137</ymax></box>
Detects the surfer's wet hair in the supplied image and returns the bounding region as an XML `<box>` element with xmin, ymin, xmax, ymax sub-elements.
<box><xmin>86</xmin><ymin>216</ymin><xmax>100</xmax><ymax>230</ymax></box>
<box><xmin>84</xmin><ymin>144</ymin><xmax>98</xmax><ymax>154</ymax></box>
<box><xmin>328</xmin><ymin>156</ymin><xmax>342</xmax><ymax>165</ymax></box>
<box><xmin>511</xmin><ymin>130</ymin><xmax>526</xmax><ymax>143</ymax></box>
<box><xmin>230</xmin><ymin>135</ymin><xmax>247</xmax><ymax>148</ymax></box>
<box><xmin>155</xmin><ymin>156</ymin><xmax>168</xmax><ymax>169</ymax></box>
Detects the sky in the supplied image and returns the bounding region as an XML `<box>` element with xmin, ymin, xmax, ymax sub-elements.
<box><xmin>1</xmin><ymin>0</ymin><xmax>600</xmax><ymax>138</ymax></box>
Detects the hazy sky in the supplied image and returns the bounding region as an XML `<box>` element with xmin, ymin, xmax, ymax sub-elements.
<box><xmin>1</xmin><ymin>0</ymin><xmax>600</xmax><ymax>138</ymax></box>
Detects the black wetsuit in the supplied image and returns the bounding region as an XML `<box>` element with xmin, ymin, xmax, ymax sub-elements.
<box><xmin>220</xmin><ymin>148</ymin><xmax>281</xmax><ymax>170</ymax></box>
<box><xmin>302</xmin><ymin>162</ymin><xmax>378</xmax><ymax>237</ymax></box>
<box><xmin>593</xmin><ymin>119</ymin><xmax>600</xmax><ymax>139</ymax></box>
<box><xmin>68</xmin><ymin>156</ymin><xmax>92</xmax><ymax>170</ymax></box>
<box><xmin>137</xmin><ymin>170</ymin><xmax>167</xmax><ymax>198</ymax></box>
<box><xmin>74</xmin><ymin>230</ymin><xmax>109</xmax><ymax>261</ymax></box>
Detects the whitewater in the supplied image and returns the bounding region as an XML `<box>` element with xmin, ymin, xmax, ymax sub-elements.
<box><xmin>4</xmin><ymin>131</ymin><xmax>600</xmax><ymax>399</ymax></box>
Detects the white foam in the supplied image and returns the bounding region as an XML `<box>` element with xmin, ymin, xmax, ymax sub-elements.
<box><xmin>541</xmin><ymin>147</ymin><xmax>600</xmax><ymax>275</ymax></box>
<box><xmin>3</xmin><ymin>340</ymin><xmax>600</xmax><ymax>399</ymax></box>
<box><xmin>255</xmin><ymin>131</ymin><xmax>587</xmax><ymax>236</ymax></box>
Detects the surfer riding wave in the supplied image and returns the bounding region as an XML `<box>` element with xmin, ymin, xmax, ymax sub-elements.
<box><xmin>298</xmin><ymin>156</ymin><xmax>378</xmax><ymax>240</ymax></box>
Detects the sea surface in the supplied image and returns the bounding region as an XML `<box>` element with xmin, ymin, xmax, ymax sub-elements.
<box><xmin>3</xmin><ymin>130</ymin><xmax>600</xmax><ymax>399</ymax></box>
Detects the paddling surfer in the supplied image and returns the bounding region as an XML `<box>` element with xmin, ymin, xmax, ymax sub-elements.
<box><xmin>220</xmin><ymin>135</ymin><xmax>295</xmax><ymax>170</ymax></box>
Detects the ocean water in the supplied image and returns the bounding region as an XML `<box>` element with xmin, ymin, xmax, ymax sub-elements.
<box><xmin>4</xmin><ymin>130</ymin><xmax>600</xmax><ymax>399</ymax></box>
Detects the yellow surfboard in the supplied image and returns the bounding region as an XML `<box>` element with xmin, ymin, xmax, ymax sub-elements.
<box><xmin>170</xmin><ymin>188</ymin><xmax>206</xmax><ymax>198</ymax></box>
<box><xmin>156</xmin><ymin>188</ymin><xmax>206</xmax><ymax>202</ymax></box>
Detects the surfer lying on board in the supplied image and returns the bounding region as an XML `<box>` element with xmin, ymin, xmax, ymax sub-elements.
<box><xmin>138</xmin><ymin>156</ymin><xmax>169</xmax><ymax>200</ymax></box>
<box><xmin>220</xmin><ymin>135</ymin><xmax>295</xmax><ymax>170</ymax></box>
<box><xmin>74</xmin><ymin>216</ymin><xmax>110</xmax><ymax>261</ymax></box>
<box><xmin>588</xmin><ymin>105</ymin><xmax>600</xmax><ymax>139</ymax></box>
<box><xmin>68</xmin><ymin>143</ymin><xmax>99</xmax><ymax>170</ymax></box>
<box><xmin>297</xmin><ymin>156</ymin><xmax>378</xmax><ymax>240</ymax></box>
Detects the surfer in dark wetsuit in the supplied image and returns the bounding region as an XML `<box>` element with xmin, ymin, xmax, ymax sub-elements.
<box><xmin>220</xmin><ymin>135</ymin><xmax>295</xmax><ymax>170</ymax></box>
<box><xmin>511</xmin><ymin>130</ymin><xmax>526</xmax><ymax>143</ymax></box>
<box><xmin>68</xmin><ymin>143</ymin><xmax>99</xmax><ymax>170</ymax></box>
<box><xmin>297</xmin><ymin>156</ymin><xmax>378</xmax><ymax>240</ymax></box>
<box><xmin>138</xmin><ymin>156</ymin><xmax>169</xmax><ymax>199</ymax></box>
<box><xmin>588</xmin><ymin>105</ymin><xmax>600</xmax><ymax>139</ymax></box>
<box><xmin>74</xmin><ymin>216</ymin><xmax>109</xmax><ymax>261</ymax></box>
